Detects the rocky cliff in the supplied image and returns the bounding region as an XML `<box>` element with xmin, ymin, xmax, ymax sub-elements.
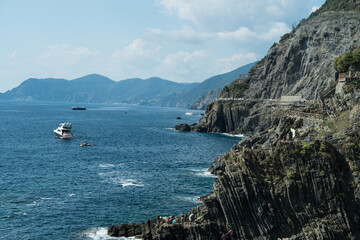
<box><xmin>108</xmin><ymin>1</ymin><xmax>360</xmax><ymax>239</ymax></box>
<box><xmin>228</xmin><ymin>11</ymin><xmax>360</xmax><ymax>100</ymax></box>
<box><xmin>188</xmin><ymin>0</ymin><xmax>360</xmax><ymax>135</ymax></box>
<box><xmin>109</xmin><ymin>70</ymin><xmax>360</xmax><ymax>240</ymax></box>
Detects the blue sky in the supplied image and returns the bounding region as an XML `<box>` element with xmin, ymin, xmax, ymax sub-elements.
<box><xmin>0</xmin><ymin>0</ymin><xmax>325</xmax><ymax>92</ymax></box>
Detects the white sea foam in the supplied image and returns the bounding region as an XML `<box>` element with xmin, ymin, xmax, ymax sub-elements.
<box><xmin>69</xmin><ymin>194</ymin><xmax>75</xmax><ymax>197</ymax></box>
<box><xmin>188</xmin><ymin>168</ymin><xmax>207</xmax><ymax>172</ymax></box>
<box><xmin>98</xmin><ymin>171</ymin><xmax>119</xmax><ymax>177</ymax></box>
<box><xmin>40</xmin><ymin>197</ymin><xmax>53</xmax><ymax>200</ymax></box>
<box><xmin>26</xmin><ymin>197</ymin><xmax>53</xmax><ymax>206</ymax></box>
<box><xmin>196</xmin><ymin>171</ymin><xmax>217</xmax><ymax>178</ymax></box>
<box><xmin>81</xmin><ymin>227</ymin><xmax>142</xmax><ymax>239</ymax></box>
<box><xmin>187</xmin><ymin>168</ymin><xmax>217</xmax><ymax>178</ymax></box>
<box><xmin>98</xmin><ymin>171</ymin><xmax>144</xmax><ymax>187</ymax></box>
<box><xmin>176</xmin><ymin>196</ymin><xmax>201</xmax><ymax>204</ymax></box>
<box><xmin>99</xmin><ymin>164</ymin><xmax>116</xmax><ymax>168</ymax></box>
<box><xmin>221</xmin><ymin>133</ymin><xmax>244</xmax><ymax>138</ymax></box>
<box><xmin>116</xmin><ymin>178</ymin><xmax>144</xmax><ymax>187</ymax></box>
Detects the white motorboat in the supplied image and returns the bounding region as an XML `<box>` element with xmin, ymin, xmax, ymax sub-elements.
<box><xmin>185</xmin><ymin>112</ymin><xmax>194</xmax><ymax>115</ymax></box>
<box><xmin>54</xmin><ymin>122</ymin><xmax>74</xmax><ymax>139</ymax></box>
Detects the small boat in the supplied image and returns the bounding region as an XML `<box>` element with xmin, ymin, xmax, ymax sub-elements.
<box><xmin>54</xmin><ymin>122</ymin><xmax>74</xmax><ymax>139</ymax></box>
<box><xmin>80</xmin><ymin>141</ymin><xmax>92</xmax><ymax>146</ymax></box>
<box><xmin>72</xmin><ymin>106</ymin><xmax>86</xmax><ymax>110</ymax></box>
<box><xmin>185</xmin><ymin>112</ymin><xmax>194</xmax><ymax>115</ymax></box>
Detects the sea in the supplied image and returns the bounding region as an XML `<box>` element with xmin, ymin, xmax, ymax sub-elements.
<box><xmin>0</xmin><ymin>100</ymin><xmax>242</xmax><ymax>240</ymax></box>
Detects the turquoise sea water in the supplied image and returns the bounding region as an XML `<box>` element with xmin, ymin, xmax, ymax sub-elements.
<box><xmin>0</xmin><ymin>100</ymin><xmax>240</xmax><ymax>240</ymax></box>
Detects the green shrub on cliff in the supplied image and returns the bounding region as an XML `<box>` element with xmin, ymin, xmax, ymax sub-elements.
<box><xmin>230</xmin><ymin>81</ymin><xmax>249</xmax><ymax>96</ymax></box>
<box><xmin>334</xmin><ymin>47</ymin><xmax>360</xmax><ymax>73</ymax></box>
<box><xmin>220</xmin><ymin>79</ymin><xmax>249</xmax><ymax>98</ymax></box>
<box><xmin>220</xmin><ymin>85</ymin><xmax>230</xmax><ymax>97</ymax></box>
<box><xmin>279</xmin><ymin>33</ymin><xmax>291</xmax><ymax>43</ymax></box>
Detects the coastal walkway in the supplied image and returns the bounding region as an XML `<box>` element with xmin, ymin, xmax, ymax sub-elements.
<box><xmin>216</xmin><ymin>97</ymin><xmax>313</xmax><ymax>106</ymax></box>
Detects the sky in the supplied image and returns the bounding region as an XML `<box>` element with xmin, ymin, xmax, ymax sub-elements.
<box><xmin>0</xmin><ymin>0</ymin><xmax>326</xmax><ymax>92</ymax></box>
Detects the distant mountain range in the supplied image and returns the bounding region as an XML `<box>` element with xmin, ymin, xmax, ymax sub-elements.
<box><xmin>0</xmin><ymin>61</ymin><xmax>256</xmax><ymax>108</ymax></box>
<box><xmin>158</xmin><ymin>62</ymin><xmax>256</xmax><ymax>108</ymax></box>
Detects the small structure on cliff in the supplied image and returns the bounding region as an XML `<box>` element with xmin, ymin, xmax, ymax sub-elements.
<box><xmin>338</xmin><ymin>71</ymin><xmax>360</xmax><ymax>83</ymax></box>
<box><xmin>280</xmin><ymin>95</ymin><xmax>305</xmax><ymax>102</ymax></box>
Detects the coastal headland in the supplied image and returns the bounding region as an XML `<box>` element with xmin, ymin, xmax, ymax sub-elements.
<box><xmin>108</xmin><ymin>0</ymin><xmax>360</xmax><ymax>239</ymax></box>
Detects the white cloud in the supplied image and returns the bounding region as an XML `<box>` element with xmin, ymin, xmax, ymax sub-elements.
<box><xmin>163</xmin><ymin>50</ymin><xmax>206</xmax><ymax>69</ymax></box>
<box><xmin>266</xmin><ymin>5</ymin><xmax>284</xmax><ymax>16</ymax></box>
<box><xmin>310</xmin><ymin>6</ymin><xmax>320</xmax><ymax>14</ymax></box>
<box><xmin>215</xmin><ymin>52</ymin><xmax>257</xmax><ymax>73</ymax></box>
<box><xmin>6</xmin><ymin>51</ymin><xmax>18</xmax><ymax>59</ymax></box>
<box><xmin>149</xmin><ymin>21</ymin><xmax>290</xmax><ymax>44</ymax></box>
<box><xmin>216</xmin><ymin>22</ymin><xmax>290</xmax><ymax>42</ymax></box>
<box><xmin>156</xmin><ymin>0</ymin><xmax>254</xmax><ymax>30</ymax></box>
<box><xmin>259</xmin><ymin>22</ymin><xmax>291</xmax><ymax>41</ymax></box>
<box><xmin>155</xmin><ymin>50</ymin><xmax>209</xmax><ymax>81</ymax></box>
<box><xmin>217</xmin><ymin>27</ymin><xmax>257</xmax><ymax>42</ymax></box>
<box><xmin>36</xmin><ymin>44</ymin><xmax>99</xmax><ymax>68</ymax></box>
<box><xmin>148</xmin><ymin>25</ymin><xmax>212</xmax><ymax>42</ymax></box>
<box><xmin>123</xmin><ymin>39</ymin><xmax>150</xmax><ymax>57</ymax></box>
<box><xmin>111</xmin><ymin>39</ymin><xmax>152</xmax><ymax>63</ymax></box>
<box><xmin>155</xmin><ymin>0</ymin><xmax>319</xmax><ymax>32</ymax></box>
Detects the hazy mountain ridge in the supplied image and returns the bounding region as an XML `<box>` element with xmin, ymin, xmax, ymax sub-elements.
<box><xmin>158</xmin><ymin>62</ymin><xmax>256</xmax><ymax>108</ymax></box>
<box><xmin>0</xmin><ymin>74</ymin><xmax>199</xmax><ymax>104</ymax></box>
<box><xmin>0</xmin><ymin>62</ymin><xmax>256</xmax><ymax>107</ymax></box>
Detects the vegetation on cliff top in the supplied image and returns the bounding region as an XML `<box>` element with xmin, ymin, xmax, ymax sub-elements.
<box><xmin>220</xmin><ymin>79</ymin><xmax>249</xmax><ymax>98</ymax></box>
<box><xmin>311</xmin><ymin>0</ymin><xmax>360</xmax><ymax>18</ymax></box>
<box><xmin>334</xmin><ymin>47</ymin><xmax>360</xmax><ymax>73</ymax></box>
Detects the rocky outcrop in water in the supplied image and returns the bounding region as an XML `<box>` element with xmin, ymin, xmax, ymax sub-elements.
<box><xmin>174</xmin><ymin>123</ymin><xmax>191</xmax><ymax>132</ymax></box>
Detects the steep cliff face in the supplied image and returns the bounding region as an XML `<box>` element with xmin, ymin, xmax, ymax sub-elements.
<box><xmin>193</xmin><ymin>5</ymin><xmax>360</xmax><ymax>134</ymax></box>
<box><xmin>231</xmin><ymin>11</ymin><xmax>360</xmax><ymax>100</ymax></box>
<box><xmin>193</xmin><ymin>100</ymin><xmax>283</xmax><ymax>134</ymax></box>
<box><xmin>211</xmin><ymin>140</ymin><xmax>360</xmax><ymax>239</ymax></box>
